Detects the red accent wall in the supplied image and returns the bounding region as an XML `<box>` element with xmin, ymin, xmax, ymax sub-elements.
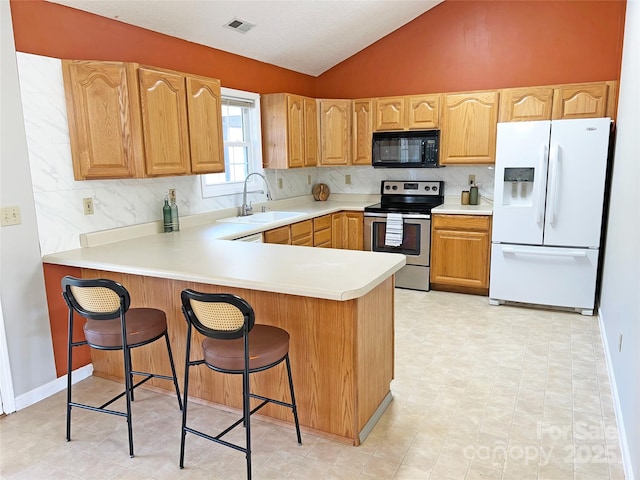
<box><xmin>9</xmin><ymin>0</ymin><xmax>316</xmax><ymax>96</ymax></box>
<box><xmin>316</xmin><ymin>0</ymin><xmax>627</xmax><ymax>98</ymax></box>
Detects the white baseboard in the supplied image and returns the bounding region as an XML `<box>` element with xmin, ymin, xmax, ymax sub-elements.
<box><xmin>14</xmin><ymin>364</ymin><xmax>93</xmax><ymax>411</ymax></box>
<box><xmin>597</xmin><ymin>308</ymin><xmax>635</xmax><ymax>480</ymax></box>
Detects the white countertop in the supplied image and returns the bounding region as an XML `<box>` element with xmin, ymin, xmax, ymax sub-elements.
<box><xmin>431</xmin><ymin>197</ymin><xmax>493</xmax><ymax>215</ymax></box>
<box><xmin>43</xmin><ymin>196</ymin><xmax>406</xmax><ymax>301</ymax></box>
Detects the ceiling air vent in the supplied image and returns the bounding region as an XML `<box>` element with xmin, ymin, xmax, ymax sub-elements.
<box><xmin>224</xmin><ymin>18</ymin><xmax>255</xmax><ymax>34</ymax></box>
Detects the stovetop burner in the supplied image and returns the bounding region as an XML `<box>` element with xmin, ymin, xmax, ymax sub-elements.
<box><xmin>365</xmin><ymin>180</ymin><xmax>444</xmax><ymax>215</ymax></box>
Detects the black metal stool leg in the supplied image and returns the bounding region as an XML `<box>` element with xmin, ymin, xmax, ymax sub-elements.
<box><xmin>285</xmin><ymin>355</ymin><xmax>302</xmax><ymax>445</ymax></box>
<box><xmin>66</xmin><ymin>310</ymin><xmax>74</xmax><ymax>442</ymax></box>
<box><xmin>164</xmin><ymin>332</ymin><xmax>183</xmax><ymax>410</ymax></box>
<box><xmin>123</xmin><ymin>345</ymin><xmax>135</xmax><ymax>457</ymax></box>
<box><xmin>243</xmin><ymin>368</ymin><xmax>252</xmax><ymax>480</ymax></box>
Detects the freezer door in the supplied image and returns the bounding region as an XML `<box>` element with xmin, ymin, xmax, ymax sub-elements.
<box><xmin>544</xmin><ymin>118</ymin><xmax>610</xmax><ymax>248</ymax></box>
<box><xmin>489</xmin><ymin>244</ymin><xmax>599</xmax><ymax>313</ymax></box>
<box><xmin>492</xmin><ymin>121</ymin><xmax>551</xmax><ymax>245</ymax></box>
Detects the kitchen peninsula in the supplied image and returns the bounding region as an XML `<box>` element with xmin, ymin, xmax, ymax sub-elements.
<box><xmin>42</xmin><ymin>205</ymin><xmax>405</xmax><ymax>446</ymax></box>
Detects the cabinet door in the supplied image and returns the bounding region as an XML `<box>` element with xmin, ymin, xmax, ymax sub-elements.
<box><xmin>331</xmin><ymin>212</ymin><xmax>344</xmax><ymax>248</ymax></box>
<box><xmin>138</xmin><ymin>67</ymin><xmax>191</xmax><ymax>176</ymax></box>
<box><xmin>374</xmin><ymin>97</ymin><xmax>405</xmax><ymax>131</ymax></box>
<box><xmin>552</xmin><ymin>83</ymin><xmax>608</xmax><ymax>120</ymax></box>
<box><xmin>291</xmin><ymin>220</ymin><xmax>313</xmax><ymax>246</ymax></box>
<box><xmin>320</xmin><ymin>100</ymin><xmax>351</xmax><ymax>166</ymax></box>
<box><xmin>286</xmin><ymin>94</ymin><xmax>305</xmax><ymax>168</ymax></box>
<box><xmin>344</xmin><ymin>212</ymin><xmax>364</xmax><ymax>251</ymax></box>
<box><xmin>186</xmin><ymin>76</ymin><xmax>224</xmax><ymax>174</ymax></box>
<box><xmin>303</xmin><ymin>97</ymin><xmax>318</xmax><ymax>167</ymax></box>
<box><xmin>264</xmin><ymin>225</ymin><xmax>291</xmax><ymax>245</ymax></box>
<box><xmin>430</xmin><ymin>215</ymin><xmax>491</xmax><ymax>290</ymax></box>
<box><xmin>499</xmin><ymin>87</ymin><xmax>554</xmax><ymax>122</ymax></box>
<box><xmin>352</xmin><ymin>100</ymin><xmax>373</xmax><ymax>165</ymax></box>
<box><xmin>440</xmin><ymin>91</ymin><xmax>499</xmax><ymax>165</ymax></box>
<box><xmin>407</xmin><ymin>94</ymin><xmax>440</xmax><ymax>129</ymax></box>
<box><xmin>62</xmin><ymin>60</ymin><xmax>144</xmax><ymax>180</ymax></box>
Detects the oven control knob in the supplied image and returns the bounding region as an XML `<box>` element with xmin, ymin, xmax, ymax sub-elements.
<box><xmin>425</xmin><ymin>186</ymin><xmax>431</xmax><ymax>191</ymax></box>
<box><xmin>392</xmin><ymin>185</ymin><xmax>398</xmax><ymax>190</ymax></box>
<box><xmin>385</xmin><ymin>185</ymin><xmax>390</xmax><ymax>190</ymax></box>
<box><xmin>432</xmin><ymin>185</ymin><xmax>438</xmax><ymax>192</ymax></box>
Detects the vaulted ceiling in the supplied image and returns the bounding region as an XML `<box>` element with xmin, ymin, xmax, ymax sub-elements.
<box><xmin>48</xmin><ymin>0</ymin><xmax>443</xmax><ymax>76</ymax></box>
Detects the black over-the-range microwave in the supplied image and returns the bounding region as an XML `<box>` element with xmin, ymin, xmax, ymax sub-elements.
<box><xmin>371</xmin><ymin>129</ymin><xmax>440</xmax><ymax>168</ymax></box>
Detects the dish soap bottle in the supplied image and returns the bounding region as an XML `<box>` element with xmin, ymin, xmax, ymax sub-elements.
<box><xmin>169</xmin><ymin>190</ymin><xmax>179</xmax><ymax>232</ymax></box>
<box><xmin>163</xmin><ymin>196</ymin><xmax>172</xmax><ymax>232</ymax></box>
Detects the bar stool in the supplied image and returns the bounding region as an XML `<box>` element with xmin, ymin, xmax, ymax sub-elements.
<box><xmin>179</xmin><ymin>289</ymin><xmax>302</xmax><ymax>479</ymax></box>
<box><xmin>61</xmin><ymin>276</ymin><xmax>183</xmax><ymax>457</ymax></box>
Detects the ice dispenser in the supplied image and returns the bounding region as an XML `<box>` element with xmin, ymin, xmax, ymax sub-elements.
<box><xmin>502</xmin><ymin>167</ymin><xmax>535</xmax><ymax>205</ymax></box>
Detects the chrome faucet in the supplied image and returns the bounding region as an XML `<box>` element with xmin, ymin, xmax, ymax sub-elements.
<box><xmin>241</xmin><ymin>172</ymin><xmax>272</xmax><ymax>216</ymax></box>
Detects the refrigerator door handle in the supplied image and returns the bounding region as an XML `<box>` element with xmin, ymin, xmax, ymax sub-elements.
<box><xmin>547</xmin><ymin>144</ymin><xmax>561</xmax><ymax>225</ymax></box>
<box><xmin>502</xmin><ymin>247</ymin><xmax>587</xmax><ymax>258</ymax></box>
<box><xmin>535</xmin><ymin>144</ymin><xmax>548</xmax><ymax>225</ymax></box>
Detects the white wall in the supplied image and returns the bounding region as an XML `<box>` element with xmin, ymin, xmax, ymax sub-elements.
<box><xmin>0</xmin><ymin>1</ymin><xmax>57</xmax><ymax>399</ymax></box>
<box><xmin>599</xmin><ymin>1</ymin><xmax>640</xmax><ymax>478</ymax></box>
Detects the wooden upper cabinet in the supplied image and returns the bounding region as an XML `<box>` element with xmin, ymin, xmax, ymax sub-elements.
<box><xmin>261</xmin><ymin>93</ymin><xmax>315</xmax><ymax>169</ymax></box>
<box><xmin>185</xmin><ymin>76</ymin><xmax>224</xmax><ymax>174</ymax></box>
<box><xmin>552</xmin><ymin>83</ymin><xmax>609</xmax><ymax>120</ymax></box>
<box><xmin>138</xmin><ymin>67</ymin><xmax>191</xmax><ymax>176</ymax></box>
<box><xmin>374</xmin><ymin>94</ymin><xmax>440</xmax><ymax>131</ymax></box>
<box><xmin>499</xmin><ymin>87</ymin><xmax>554</xmax><ymax>122</ymax></box>
<box><xmin>62</xmin><ymin>60</ymin><xmax>145</xmax><ymax>180</ymax></box>
<box><xmin>407</xmin><ymin>94</ymin><xmax>440</xmax><ymax>129</ymax></box>
<box><xmin>352</xmin><ymin>99</ymin><xmax>373</xmax><ymax>165</ymax></box>
<box><xmin>303</xmin><ymin>97</ymin><xmax>318</xmax><ymax>167</ymax></box>
<box><xmin>440</xmin><ymin>91</ymin><xmax>499</xmax><ymax>165</ymax></box>
<box><xmin>374</xmin><ymin>97</ymin><xmax>405</xmax><ymax>130</ymax></box>
<box><xmin>319</xmin><ymin>99</ymin><xmax>352</xmax><ymax>166</ymax></box>
<box><xmin>286</xmin><ymin>94</ymin><xmax>305</xmax><ymax>168</ymax></box>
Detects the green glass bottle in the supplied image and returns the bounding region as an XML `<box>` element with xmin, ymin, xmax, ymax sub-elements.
<box><xmin>163</xmin><ymin>197</ymin><xmax>172</xmax><ymax>232</ymax></box>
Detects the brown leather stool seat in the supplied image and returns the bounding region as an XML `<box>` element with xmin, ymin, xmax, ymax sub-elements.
<box><xmin>84</xmin><ymin>308</ymin><xmax>167</xmax><ymax>349</ymax></box>
<box><xmin>202</xmin><ymin>324</ymin><xmax>289</xmax><ymax>371</ymax></box>
<box><xmin>180</xmin><ymin>290</ymin><xmax>301</xmax><ymax>480</ymax></box>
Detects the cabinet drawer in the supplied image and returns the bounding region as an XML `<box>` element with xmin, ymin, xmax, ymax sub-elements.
<box><xmin>432</xmin><ymin>215</ymin><xmax>491</xmax><ymax>232</ymax></box>
<box><xmin>314</xmin><ymin>228</ymin><xmax>332</xmax><ymax>247</ymax></box>
<box><xmin>291</xmin><ymin>220</ymin><xmax>312</xmax><ymax>238</ymax></box>
<box><xmin>313</xmin><ymin>215</ymin><xmax>332</xmax><ymax>231</ymax></box>
<box><xmin>264</xmin><ymin>225</ymin><xmax>291</xmax><ymax>244</ymax></box>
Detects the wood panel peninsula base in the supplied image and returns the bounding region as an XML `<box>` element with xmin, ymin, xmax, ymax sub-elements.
<box><xmin>48</xmin><ymin>265</ymin><xmax>395</xmax><ymax>446</ymax></box>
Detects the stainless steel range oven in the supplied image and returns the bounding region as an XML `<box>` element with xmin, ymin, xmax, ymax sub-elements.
<box><xmin>364</xmin><ymin>180</ymin><xmax>444</xmax><ymax>291</ymax></box>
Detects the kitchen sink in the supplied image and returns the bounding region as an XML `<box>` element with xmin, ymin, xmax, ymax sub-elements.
<box><xmin>217</xmin><ymin>211</ymin><xmax>306</xmax><ymax>224</ymax></box>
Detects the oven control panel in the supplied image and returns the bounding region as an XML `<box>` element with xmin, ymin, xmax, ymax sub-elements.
<box><xmin>381</xmin><ymin>180</ymin><xmax>443</xmax><ymax>196</ymax></box>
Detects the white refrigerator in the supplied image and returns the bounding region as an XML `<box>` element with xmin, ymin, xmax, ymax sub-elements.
<box><xmin>489</xmin><ymin>118</ymin><xmax>611</xmax><ymax>315</ymax></box>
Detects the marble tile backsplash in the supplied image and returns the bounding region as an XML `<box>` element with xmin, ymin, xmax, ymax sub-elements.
<box><xmin>17</xmin><ymin>53</ymin><xmax>494</xmax><ymax>256</ymax></box>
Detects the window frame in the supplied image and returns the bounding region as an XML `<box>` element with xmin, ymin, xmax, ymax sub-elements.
<box><xmin>201</xmin><ymin>87</ymin><xmax>264</xmax><ymax>198</ymax></box>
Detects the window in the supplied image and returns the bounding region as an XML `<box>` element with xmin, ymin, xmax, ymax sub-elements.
<box><xmin>201</xmin><ymin>88</ymin><xmax>263</xmax><ymax>197</ymax></box>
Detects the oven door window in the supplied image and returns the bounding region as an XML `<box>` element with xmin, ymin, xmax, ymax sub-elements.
<box><xmin>371</xmin><ymin>220</ymin><xmax>421</xmax><ymax>255</ymax></box>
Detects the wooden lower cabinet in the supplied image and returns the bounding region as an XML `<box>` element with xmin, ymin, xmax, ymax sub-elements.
<box><xmin>332</xmin><ymin>212</ymin><xmax>364</xmax><ymax>250</ymax></box>
<box><xmin>313</xmin><ymin>215</ymin><xmax>332</xmax><ymax>248</ymax></box>
<box><xmin>263</xmin><ymin>225</ymin><xmax>291</xmax><ymax>245</ymax></box>
<box><xmin>430</xmin><ymin>214</ymin><xmax>492</xmax><ymax>295</ymax></box>
<box><xmin>291</xmin><ymin>220</ymin><xmax>313</xmax><ymax>246</ymax></box>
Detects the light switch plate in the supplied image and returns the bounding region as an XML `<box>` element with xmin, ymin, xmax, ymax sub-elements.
<box><xmin>1</xmin><ymin>206</ymin><xmax>22</xmax><ymax>226</ymax></box>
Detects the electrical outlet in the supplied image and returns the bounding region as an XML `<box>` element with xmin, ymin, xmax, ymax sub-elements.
<box><xmin>168</xmin><ymin>189</ymin><xmax>176</xmax><ymax>202</ymax></box>
<box><xmin>83</xmin><ymin>197</ymin><xmax>94</xmax><ymax>215</ymax></box>
<box><xmin>277</xmin><ymin>178</ymin><xmax>283</xmax><ymax>189</ymax></box>
<box><xmin>345</xmin><ymin>174</ymin><xmax>351</xmax><ymax>185</ymax></box>
<box><xmin>307</xmin><ymin>174</ymin><xmax>311</xmax><ymax>185</ymax></box>
<box><xmin>1</xmin><ymin>206</ymin><xmax>21</xmax><ymax>226</ymax></box>
<box><xmin>618</xmin><ymin>333</ymin><xmax>623</xmax><ymax>352</ymax></box>
<box><xmin>468</xmin><ymin>174</ymin><xmax>476</xmax><ymax>185</ymax></box>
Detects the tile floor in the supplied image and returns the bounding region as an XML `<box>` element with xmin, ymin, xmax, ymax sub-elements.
<box><xmin>0</xmin><ymin>290</ymin><xmax>626</xmax><ymax>479</ymax></box>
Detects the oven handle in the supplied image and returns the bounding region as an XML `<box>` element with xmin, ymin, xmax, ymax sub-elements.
<box><xmin>364</xmin><ymin>212</ymin><xmax>431</xmax><ymax>220</ymax></box>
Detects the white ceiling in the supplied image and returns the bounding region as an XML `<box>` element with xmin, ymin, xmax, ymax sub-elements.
<box><xmin>48</xmin><ymin>0</ymin><xmax>443</xmax><ymax>76</ymax></box>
